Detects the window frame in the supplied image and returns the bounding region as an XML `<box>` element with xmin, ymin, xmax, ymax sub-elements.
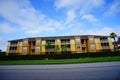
<box><xmin>22</xmin><ymin>47</ymin><xmax>27</xmax><ymax>52</ymax></box>
<box><xmin>89</xmin><ymin>38</ymin><xmax>94</xmax><ymax>42</ymax></box>
<box><xmin>23</xmin><ymin>41</ymin><xmax>28</xmax><ymax>45</ymax></box>
<box><xmin>90</xmin><ymin>44</ymin><xmax>95</xmax><ymax>49</ymax></box>
<box><xmin>75</xmin><ymin>38</ymin><xmax>80</xmax><ymax>43</ymax></box>
<box><xmin>35</xmin><ymin>47</ymin><xmax>40</xmax><ymax>51</ymax></box>
<box><xmin>76</xmin><ymin>45</ymin><xmax>80</xmax><ymax>49</ymax></box>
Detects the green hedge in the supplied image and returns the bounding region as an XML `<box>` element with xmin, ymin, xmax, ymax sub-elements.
<box><xmin>0</xmin><ymin>52</ymin><xmax>6</xmax><ymax>56</ymax></box>
<box><xmin>0</xmin><ymin>51</ymin><xmax>120</xmax><ymax>60</ymax></box>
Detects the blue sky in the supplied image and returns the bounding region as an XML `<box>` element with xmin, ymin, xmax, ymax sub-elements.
<box><xmin>0</xmin><ymin>0</ymin><xmax>120</xmax><ymax>51</ymax></box>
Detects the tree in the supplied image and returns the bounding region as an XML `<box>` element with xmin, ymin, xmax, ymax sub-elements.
<box><xmin>118</xmin><ymin>37</ymin><xmax>120</xmax><ymax>42</ymax></box>
<box><xmin>54</xmin><ymin>45</ymin><xmax>60</xmax><ymax>54</ymax></box>
<box><xmin>110</xmin><ymin>32</ymin><xmax>117</xmax><ymax>42</ymax></box>
<box><xmin>44</xmin><ymin>42</ymin><xmax>52</xmax><ymax>54</ymax></box>
<box><xmin>61</xmin><ymin>45</ymin><xmax>67</xmax><ymax>54</ymax></box>
<box><xmin>110</xmin><ymin>32</ymin><xmax>118</xmax><ymax>49</ymax></box>
<box><xmin>118</xmin><ymin>37</ymin><xmax>120</xmax><ymax>49</ymax></box>
<box><xmin>44</xmin><ymin>42</ymin><xmax>51</xmax><ymax>49</ymax></box>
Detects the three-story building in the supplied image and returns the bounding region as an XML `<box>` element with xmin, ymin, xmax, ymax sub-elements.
<box><xmin>6</xmin><ymin>35</ymin><xmax>114</xmax><ymax>55</ymax></box>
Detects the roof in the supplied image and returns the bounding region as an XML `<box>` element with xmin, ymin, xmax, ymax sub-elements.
<box><xmin>8</xmin><ymin>35</ymin><xmax>109</xmax><ymax>42</ymax></box>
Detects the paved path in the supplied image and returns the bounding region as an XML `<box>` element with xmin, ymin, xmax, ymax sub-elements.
<box><xmin>0</xmin><ymin>61</ymin><xmax>120</xmax><ymax>80</ymax></box>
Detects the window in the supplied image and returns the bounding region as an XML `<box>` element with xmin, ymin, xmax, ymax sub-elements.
<box><xmin>70</xmin><ymin>40</ymin><xmax>75</xmax><ymax>44</ymax></box>
<box><xmin>22</xmin><ymin>47</ymin><xmax>27</xmax><ymax>52</ymax></box>
<box><xmin>76</xmin><ymin>45</ymin><xmax>80</xmax><ymax>49</ymax></box>
<box><xmin>36</xmin><ymin>40</ymin><xmax>40</xmax><ymax>45</ymax></box>
<box><xmin>42</xmin><ymin>41</ymin><xmax>46</xmax><ymax>45</ymax></box>
<box><xmin>90</xmin><ymin>44</ymin><xmax>95</xmax><ymax>49</ymax></box>
<box><xmin>23</xmin><ymin>41</ymin><xmax>28</xmax><ymax>45</ymax></box>
<box><xmin>36</xmin><ymin>47</ymin><xmax>40</xmax><ymax>51</ymax></box>
<box><xmin>89</xmin><ymin>38</ymin><xmax>94</xmax><ymax>42</ymax></box>
<box><xmin>76</xmin><ymin>38</ymin><xmax>80</xmax><ymax>43</ymax></box>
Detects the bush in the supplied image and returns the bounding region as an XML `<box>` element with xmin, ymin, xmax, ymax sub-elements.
<box><xmin>0</xmin><ymin>51</ymin><xmax>120</xmax><ymax>60</ymax></box>
<box><xmin>0</xmin><ymin>52</ymin><xmax>6</xmax><ymax>56</ymax></box>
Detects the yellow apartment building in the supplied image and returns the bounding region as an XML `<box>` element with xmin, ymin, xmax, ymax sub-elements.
<box><xmin>6</xmin><ymin>35</ymin><xmax>114</xmax><ymax>55</ymax></box>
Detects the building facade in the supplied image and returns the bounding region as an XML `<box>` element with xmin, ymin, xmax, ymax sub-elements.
<box><xmin>6</xmin><ymin>35</ymin><xmax>114</xmax><ymax>55</ymax></box>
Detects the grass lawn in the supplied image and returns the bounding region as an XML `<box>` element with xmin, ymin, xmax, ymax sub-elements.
<box><xmin>0</xmin><ymin>56</ymin><xmax>120</xmax><ymax>65</ymax></box>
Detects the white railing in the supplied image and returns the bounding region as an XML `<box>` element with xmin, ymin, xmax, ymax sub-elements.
<box><xmin>100</xmin><ymin>40</ymin><xmax>108</xmax><ymax>43</ymax></box>
<box><xmin>66</xmin><ymin>48</ymin><xmax>71</xmax><ymax>51</ymax></box>
<box><xmin>9</xmin><ymin>50</ymin><xmax>17</xmax><ymax>53</ymax></box>
<box><xmin>46</xmin><ymin>41</ymin><xmax>55</xmax><ymax>44</ymax></box>
<box><xmin>102</xmin><ymin>46</ymin><xmax>110</xmax><ymax>49</ymax></box>
<box><xmin>31</xmin><ymin>46</ymin><xmax>35</xmax><ymax>49</ymax></box>
<box><xmin>61</xmin><ymin>41</ymin><xmax>70</xmax><ymax>44</ymax></box>
<box><xmin>61</xmin><ymin>48</ymin><xmax>71</xmax><ymax>51</ymax></box>
<box><xmin>46</xmin><ymin>49</ymin><xmax>55</xmax><ymax>51</ymax></box>
<box><xmin>10</xmin><ymin>44</ymin><xmax>18</xmax><ymax>46</ymax></box>
<box><xmin>82</xmin><ymin>44</ymin><xmax>86</xmax><ymax>47</ymax></box>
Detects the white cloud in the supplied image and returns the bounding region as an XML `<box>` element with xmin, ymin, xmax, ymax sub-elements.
<box><xmin>0</xmin><ymin>0</ymin><xmax>64</xmax><ymax>35</ymax></box>
<box><xmin>0</xmin><ymin>38</ymin><xmax>7</xmax><ymax>51</ymax></box>
<box><xmin>71</xmin><ymin>26</ymin><xmax>120</xmax><ymax>36</ymax></box>
<box><xmin>65</xmin><ymin>10</ymin><xmax>76</xmax><ymax>24</ymax></box>
<box><xmin>0</xmin><ymin>23</ymin><xmax>17</xmax><ymax>33</ymax></box>
<box><xmin>54</xmin><ymin>0</ymin><xmax>104</xmax><ymax>26</ymax></box>
<box><xmin>105</xmin><ymin>0</ymin><xmax>120</xmax><ymax>16</ymax></box>
<box><xmin>81</xmin><ymin>14</ymin><xmax>99</xmax><ymax>24</ymax></box>
<box><xmin>55</xmin><ymin>0</ymin><xmax>104</xmax><ymax>15</ymax></box>
<box><xmin>55</xmin><ymin>0</ymin><xmax>80</xmax><ymax>10</ymax></box>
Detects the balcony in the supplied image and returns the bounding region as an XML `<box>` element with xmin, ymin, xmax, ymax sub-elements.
<box><xmin>31</xmin><ymin>46</ymin><xmax>35</xmax><ymax>49</ymax></box>
<box><xmin>46</xmin><ymin>40</ymin><xmax>55</xmax><ymax>45</ymax></box>
<box><xmin>46</xmin><ymin>48</ymin><xmax>55</xmax><ymax>52</ymax></box>
<box><xmin>66</xmin><ymin>48</ymin><xmax>71</xmax><ymax>51</ymax></box>
<box><xmin>102</xmin><ymin>46</ymin><xmax>110</xmax><ymax>49</ymax></box>
<box><xmin>50</xmin><ymin>42</ymin><xmax>55</xmax><ymax>44</ymax></box>
<box><xmin>10</xmin><ymin>44</ymin><xmax>18</xmax><ymax>47</ymax></box>
<box><xmin>100</xmin><ymin>40</ymin><xmax>108</xmax><ymax>43</ymax></box>
<box><xmin>81</xmin><ymin>44</ymin><xmax>86</xmax><ymax>47</ymax></box>
<box><xmin>61</xmin><ymin>48</ymin><xmax>71</xmax><ymax>51</ymax></box>
<box><xmin>9</xmin><ymin>50</ymin><xmax>17</xmax><ymax>53</ymax></box>
<box><xmin>61</xmin><ymin>41</ymin><xmax>70</xmax><ymax>45</ymax></box>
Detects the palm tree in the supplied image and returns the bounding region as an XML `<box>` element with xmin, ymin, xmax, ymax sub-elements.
<box><xmin>118</xmin><ymin>37</ymin><xmax>120</xmax><ymax>49</ymax></box>
<box><xmin>110</xmin><ymin>32</ymin><xmax>118</xmax><ymax>49</ymax></box>
<box><xmin>118</xmin><ymin>37</ymin><xmax>120</xmax><ymax>42</ymax></box>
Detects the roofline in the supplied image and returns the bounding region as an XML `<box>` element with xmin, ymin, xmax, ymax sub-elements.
<box><xmin>8</xmin><ymin>35</ymin><xmax>110</xmax><ymax>42</ymax></box>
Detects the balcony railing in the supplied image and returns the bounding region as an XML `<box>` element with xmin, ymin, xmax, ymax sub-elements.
<box><xmin>100</xmin><ymin>40</ymin><xmax>108</xmax><ymax>43</ymax></box>
<box><xmin>46</xmin><ymin>41</ymin><xmax>55</xmax><ymax>45</ymax></box>
<box><xmin>46</xmin><ymin>48</ymin><xmax>55</xmax><ymax>52</ymax></box>
<box><xmin>31</xmin><ymin>46</ymin><xmax>35</xmax><ymax>49</ymax></box>
<box><xmin>9</xmin><ymin>50</ymin><xmax>17</xmax><ymax>53</ymax></box>
<box><xmin>61</xmin><ymin>48</ymin><xmax>71</xmax><ymax>51</ymax></box>
<box><xmin>50</xmin><ymin>42</ymin><xmax>55</xmax><ymax>44</ymax></box>
<box><xmin>61</xmin><ymin>41</ymin><xmax>70</xmax><ymax>44</ymax></box>
<box><xmin>10</xmin><ymin>44</ymin><xmax>18</xmax><ymax>46</ymax></box>
<box><xmin>102</xmin><ymin>46</ymin><xmax>110</xmax><ymax>49</ymax></box>
<box><xmin>23</xmin><ymin>43</ymin><xmax>28</xmax><ymax>46</ymax></box>
<box><xmin>82</xmin><ymin>44</ymin><xmax>86</xmax><ymax>47</ymax></box>
<box><xmin>66</xmin><ymin>48</ymin><xmax>71</xmax><ymax>51</ymax></box>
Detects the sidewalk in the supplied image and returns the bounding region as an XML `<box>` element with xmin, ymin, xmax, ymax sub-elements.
<box><xmin>0</xmin><ymin>61</ymin><xmax>120</xmax><ymax>70</ymax></box>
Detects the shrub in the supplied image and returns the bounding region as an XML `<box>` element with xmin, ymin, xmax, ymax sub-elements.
<box><xmin>0</xmin><ymin>51</ymin><xmax>120</xmax><ymax>60</ymax></box>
